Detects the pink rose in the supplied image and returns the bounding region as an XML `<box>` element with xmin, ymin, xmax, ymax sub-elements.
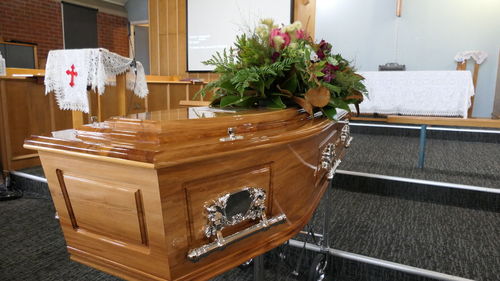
<box><xmin>296</xmin><ymin>29</ymin><xmax>305</xmax><ymax>39</ymax></box>
<box><xmin>270</xmin><ymin>28</ymin><xmax>291</xmax><ymax>49</ymax></box>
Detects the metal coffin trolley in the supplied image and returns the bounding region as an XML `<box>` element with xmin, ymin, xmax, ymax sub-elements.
<box><xmin>24</xmin><ymin>107</ymin><xmax>352</xmax><ymax>281</ymax></box>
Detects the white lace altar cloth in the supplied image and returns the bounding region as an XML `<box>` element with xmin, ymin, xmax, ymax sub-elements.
<box><xmin>356</xmin><ymin>71</ymin><xmax>475</xmax><ymax>118</ymax></box>
<box><xmin>454</xmin><ymin>50</ymin><xmax>488</xmax><ymax>65</ymax></box>
<box><xmin>45</xmin><ymin>48</ymin><xmax>148</xmax><ymax>113</ymax></box>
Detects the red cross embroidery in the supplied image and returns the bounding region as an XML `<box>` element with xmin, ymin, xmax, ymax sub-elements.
<box><xmin>66</xmin><ymin>64</ymin><xmax>78</xmax><ymax>87</ymax></box>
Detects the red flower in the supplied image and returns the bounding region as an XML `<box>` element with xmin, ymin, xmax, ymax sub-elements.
<box><xmin>317</xmin><ymin>49</ymin><xmax>325</xmax><ymax>59</ymax></box>
<box><xmin>321</xmin><ymin>63</ymin><xmax>339</xmax><ymax>83</ymax></box>
<box><xmin>296</xmin><ymin>29</ymin><xmax>305</xmax><ymax>39</ymax></box>
<box><xmin>318</xmin><ymin>39</ymin><xmax>332</xmax><ymax>56</ymax></box>
<box><xmin>271</xmin><ymin>52</ymin><xmax>281</xmax><ymax>62</ymax></box>
<box><xmin>270</xmin><ymin>28</ymin><xmax>291</xmax><ymax>50</ymax></box>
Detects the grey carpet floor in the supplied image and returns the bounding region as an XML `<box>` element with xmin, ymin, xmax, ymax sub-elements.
<box><xmin>1</xmin><ymin>194</ymin><xmax>439</xmax><ymax>281</ymax></box>
<box><xmin>339</xmin><ymin>133</ymin><xmax>500</xmax><ymax>188</ymax></box>
<box><xmin>3</xmin><ymin>184</ymin><xmax>497</xmax><ymax>281</ymax></box>
<box><xmin>303</xmin><ymin>177</ymin><xmax>500</xmax><ymax>281</ymax></box>
<box><xmin>0</xmin><ymin>197</ymin><xmax>121</xmax><ymax>281</ymax></box>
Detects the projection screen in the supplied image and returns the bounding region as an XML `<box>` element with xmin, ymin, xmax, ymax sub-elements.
<box><xmin>187</xmin><ymin>0</ymin><xmax>293</xmax><ymax>72</ymax></box>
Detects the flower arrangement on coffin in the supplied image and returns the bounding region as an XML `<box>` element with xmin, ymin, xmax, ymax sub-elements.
<box><xmin>198</xmin><ymin>19</ymin><xmax>367</xmax><ymax>119</ymax></box>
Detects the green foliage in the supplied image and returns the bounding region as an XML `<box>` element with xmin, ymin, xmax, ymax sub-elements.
<box><xmin>197</xmin><ymin>19</ymin><xmax>368</xmax><ymax>118</ymax></box>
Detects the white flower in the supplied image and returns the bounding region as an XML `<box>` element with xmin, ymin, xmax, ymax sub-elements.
<box><xmin>256</xmin><ymin>26</ymin><xmax>269</xmax><ymax>38</ymax></box>
<box><xmin>283</xmin><ymin>25</ymin><xmax>294</xmax><ymax>33</ymax></box>
<box><xmin>310</xmin><ymin>51</ymin><xmax>320</xmax><ymax>62</ymax></box>
<box><xmin>260</xmin><ymin>18</ymin><xmax>274</xmax><ymax>27</ymax></box>
<box><xmin>273</xmin><ymin>35</ymin><xmax>285</xmax><ymax>50</ymax></box>
<box><xmin>292</xmin><ymin>21</ymin><xmax>302</xmax><ymax>30</ymax></box>
<box><xmin>283</xmin><ymin>21</ymin><xmax>303</xmax><ymax>33</ymax></box>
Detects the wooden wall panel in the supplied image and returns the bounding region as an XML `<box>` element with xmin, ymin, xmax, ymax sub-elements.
<box><xmin>177</xmin><ymin>0</ymin><xmax>188</xmax><ymax>77</ymax></box>
<box><xmin>98</xmin><ymin>88</ymin><xmax>120</xmax><ymax>121</ymax></box>
<box><xmin>493</xmin><ymin>49</ymin><xmax>500</xmax><ymax>119</ymax></box>
<box><xmin>126</xmin><ymin>90</ymin><xmax>147</xmax><ymax>115</ymax></box>
<box><xmin>147</xmin><ymin>84</ymin><xmax>170</xmax><ymax>111</ymax></box>
<box><xmin>0</xmin><ymin>77</ymin><xmax>73</xmax><ymax>172</ymax></box>
<box><xmin>50</xmin><ymin>95</ymin><xmax>73</xmax><ymax>131</ymax></box>
<box><xmin>294</xmin><ymin>0</ymin><xmax>317</xmax><ymax>39</ymax></box>
<box><xmin>146</xmin><ymin>83</ymin><xmax>197</xmax><ymax>111</ymax></box>
<box><xmin>149</xmin><ymin>0</ymin><xmax>160</xmax><ymax>75</ymax></box>
<box><xmin>169</xmin><ymin>84</ymin><xmax>188</xmax><ymax>109</ymax></box>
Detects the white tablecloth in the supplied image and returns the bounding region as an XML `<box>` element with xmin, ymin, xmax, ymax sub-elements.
<box><xmin>356</xmin><ymin>71</ymin><xmax>475</xmax><ymax>118</ymax></box>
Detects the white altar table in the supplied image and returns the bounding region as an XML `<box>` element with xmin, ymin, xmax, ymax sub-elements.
<box><xmin>357</xmin><ymin>71</ymin><xmax>475</xmax><ymax>118</ymax></box>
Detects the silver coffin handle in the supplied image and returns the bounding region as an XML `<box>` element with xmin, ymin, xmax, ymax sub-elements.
<box><xmin>341</xmin><ymin>121</ymin><xmax>353</xmax><ymax>148</ymax></box>
<box><xmin>187</xmin><ymin>213</ymin><xmax>287</xmax><ymax>261</ymax></box>
<box><xmin>327</xmin><ymin>159</ymin><xmax>342</xmax><ymax>180</ymax></box>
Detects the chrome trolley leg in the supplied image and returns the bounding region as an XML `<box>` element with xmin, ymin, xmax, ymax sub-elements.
<box><xmin>253</xmin><ymin>255</ymin><xmax>265</xmax><ymax>281</ymax></box>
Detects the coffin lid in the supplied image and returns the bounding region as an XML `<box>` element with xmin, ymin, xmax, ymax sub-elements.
<box><xmin>25</xmin><ymin>107</ymin><xmax>343</xmax><ymax>168</ymax></box>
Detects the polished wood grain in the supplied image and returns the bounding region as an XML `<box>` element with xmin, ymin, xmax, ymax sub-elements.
<box><xmin>38</xmin><ymin>150</ymin><xmax>171</xmax><ymax>279</ymax></box>
<box><xmin>25</xmin><ymin>108</ymin><xmax>350</xmax><ymax>281</ymax></box>
<box><xmin>0</xmin><ymin>75</ymin><xmax>72</xmax><ymax>172</ymax></box>
<box><xmin>26</xmin><ymin>108</ymin><xmax>335</xmax><ymax>166</ymax></box>
<box><xmin>0</xmin><ymin>67</ymin><xmax>208</xmax><ymax>172</ymax></box>
<box><xmin>492</xmin><ymin>49</ymin><xmax>500</xmax><ymax>119</ymax></box>
<box><xmin>294</xmin><ymin>0</ymin><xmax>317</xmax><ymax>39</ymax></box>
<box><xmin>5</xmin><ymin>68</ymin><xmax>45</xmax><ymax>77</ymax></box>
<box><xmin>179</xmin><ymin>100</ymin><xmax>211</xmax><ymax>107</ymax></box>
<box><xmin>351</xmin><ymin>116</ymin><xmax>389</xmax><ymax>122</ymax></box>
<box><xmin>456</xmin><ymin>59</ymin><xmax>480</xmax><ymax>117</ymax></box>
<box><xmin>61</xmin><ymin>173</ymin><xmax>149</xmax><ymax>245</ymax></box>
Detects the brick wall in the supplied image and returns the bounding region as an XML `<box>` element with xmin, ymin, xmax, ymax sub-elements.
<box><xmin>0</xmin><ymin>0</ymin><xmax>63</xmax><ymax>63</ymax></box>
<box><xmin>97</xmin><ymin>13</ymin><xmax>129</xmax><ymax>57</ymax></box>
<box><xmin>0</xmin><ymin>0</ymin><xmax>129</xmax><ymax>66</ymax></box>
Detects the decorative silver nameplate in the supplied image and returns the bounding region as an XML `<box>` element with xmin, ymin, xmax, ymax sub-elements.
<box><xmin>187</xmin><ymin>187</ymin><xmax>287</xmax><ymax>261</ymax></box>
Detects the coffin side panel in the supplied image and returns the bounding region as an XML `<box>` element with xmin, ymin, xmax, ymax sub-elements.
<box><xmin>38</xmin><ymin>151</ymin><xmax>171</xmax><ymax>280</ymax></box>
<box><xmin>184</xmin><ymin>164</ymin><xmax>272</xmax><ymax>245</ymax></box>
<box><xmin>157</xmin><ymin>121</ymin><xmax>343</xmax><ymax>280</ymax></box>
<box><xmin>57</xmin><ymin>172</ymin><xmax>148</xmax><ymax>246</ymax></box>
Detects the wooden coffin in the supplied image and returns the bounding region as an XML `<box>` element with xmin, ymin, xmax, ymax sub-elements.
<box><xmin>24</xmin><ymin>107</ymin><xmax>352</xmax><ymax>281</ymax></box>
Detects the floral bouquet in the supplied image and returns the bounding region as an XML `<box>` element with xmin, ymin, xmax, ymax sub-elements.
<box><xmin>198</xmin><ymin>19</ymin><xmax>367</xmax><ymax>119</ymax></box>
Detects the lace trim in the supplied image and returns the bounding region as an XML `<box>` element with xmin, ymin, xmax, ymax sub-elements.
<box><xmin>0</xmin><ymin>52</ymin><xmax>6</xmax><ymax>76</ymax></box>
<box><xmin>454</xmin><ymin>50</ymin><xmax>488</xmax><ymax>65</ymax></box>
<box><xmin>45</xmin><ymin>48</ymin><xmax>149</xmax><ymax>113</ymax></box>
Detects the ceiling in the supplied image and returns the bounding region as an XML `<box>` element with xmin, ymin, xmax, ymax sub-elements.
<box><xmin>62</xmin><ymin>0</ymin><xmax>128</xmax><ymax>17</ymax></box>
<box><xmin>100</xmin><ymin>0</ymin><xmax>128</xmax><ymax>6</ymax></box>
